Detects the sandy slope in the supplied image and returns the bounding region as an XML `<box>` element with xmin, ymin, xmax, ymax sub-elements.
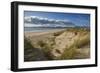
<box><xmin>24</xmin><ymin>28</ymin><xmax>90</xmax><ymax>60</ymax></box>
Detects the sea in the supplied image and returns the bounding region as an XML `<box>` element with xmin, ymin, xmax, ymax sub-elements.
<box><xmin>24</xmin><ymin>27</ymin><xmax>90</xmax><ymax>32</ymax></box>
<box><xmin>24</xmin><ymin>27</ymin><xmax>67</xmax><ymax>32</ymax></box>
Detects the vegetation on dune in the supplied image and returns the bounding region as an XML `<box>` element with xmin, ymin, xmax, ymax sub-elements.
<box><xmin>24</xmin><ymin>28</ymin><xmax>90</xmax><ymax>61</ymax></box>
<box><xmin>66</xmin><ymin>28</ymin><xmax>89</xmax><ymax>36</ymax></box>
<box><xmin>24</xmin><ymin>37</ymin><xmax>34</xmax><ymax>50</ymax></box>
<box><xmin>53</xmin><ymin>30</ymin><xmax>64</xmax><ymax>36</ymax></box>
<box><xmin>37</xmin><ymin>40</ymin><xmax>46</xmax><ymax>48</ymax></box>
<box><xmin>59</xmin><ymin>32</ymin><xmax>90</xmax><ymax>59</ymax></box>
<box><xmin>75</xmin><ymin>34</ymin><xmax>90</xmax><ymax>48</ymax></box>
<box><xmin>24</xmin><ymin>37</ymin><xmax>48</xmax><ymax>61</ymax></box>
<box><xmin>59</xmin><ymin>46</ymin><xmax>77</xmax><ymax>59</ymax></box>
<box><xmin>24</xmin><ymin>37</ymin><xmax>35</xmax><ymax>61</ymax></box>
<box><xmin>37</xmin><ymin>40</ymin><xmax>54</xmax><ymax>60</ymax></box>
<box><xmin>67</xmin><ymin>28</ymin><xmax>90</xmax><ymax>32</ymax></box>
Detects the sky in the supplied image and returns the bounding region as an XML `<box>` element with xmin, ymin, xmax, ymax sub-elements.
<box><xmin>24</xmin><ymin>11</ymin><xmax>90</xmax><ymax>27</ymax></box>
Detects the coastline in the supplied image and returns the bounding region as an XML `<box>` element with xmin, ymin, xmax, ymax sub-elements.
<box><xmin>24</xmin><ymin>29</ymin><xmax>65</xmax><ymax>37</ymax></box>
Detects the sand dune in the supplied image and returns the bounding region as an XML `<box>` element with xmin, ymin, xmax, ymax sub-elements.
<box><xmin>24</xmin><ymin>28</ymin><xmax>90</xmax><ymax>61</ymax></box>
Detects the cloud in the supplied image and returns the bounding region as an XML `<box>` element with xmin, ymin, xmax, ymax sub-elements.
<box><xmin>24</xmin><ymin>16</ymin><xmax>75</xmax><ymax>27</ymax></box>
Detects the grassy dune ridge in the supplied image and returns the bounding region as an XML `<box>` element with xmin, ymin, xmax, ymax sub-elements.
<box><xmin>24</xmin><ymin>28</ymin><xmax>90</xmax><ymax>61</ymax></box>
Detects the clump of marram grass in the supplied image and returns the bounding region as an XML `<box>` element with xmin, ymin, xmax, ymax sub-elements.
<box><xmin>24</xmin><ymin>38</ymin><xmax>51</xmax><ymax>61</ymax></box>
<box><xmin>58</xmin><ymin>46</ymin><xmax>78</xmax><ymax>60</ymax></box>
<box><xmin>24</xmin><ymin>37</ymin><xmax>36</xmax><ymax>61</ymax></box>
<box><xmin>58</xmin><ymin>32</ymin><xmax>90</xmax><ymax>60</ymax></box>
<box><xmin>67</xmin><ymin>28</ymin><xmax>90</xmax><ymax>33</ymax></box>
<box><xmin>37</xmin><ymin>40</ymin><xmax>46</xmax><ymax>48</ymax></box>
<box><xmin>47</xmin><ymin>37</ymin><xmax>56</xmax><ymax>46</ymax></box>
<box><xmin>37</xmin><ymin>40</ymin><xmax>54</xmax><ymax>60</ymax></box>
<box><xmin>53</xmin><ymin>30</ymin><xmax>64</xmax><ymax>36</ymax></box>
<box><xmin>74</xmin><ymin>34</ymin><xmax>90</xmax><ymax>48</ymax></box>
<box><xmin>24</xmin><ymin>37</ymin><xmax>34</xmax><ymax>50</ymax></box>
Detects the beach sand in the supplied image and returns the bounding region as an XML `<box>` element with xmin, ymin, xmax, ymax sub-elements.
<box><xmin>24</xmin><ymin>28</ymin><xmax>90</xmax><ymax>61</ymax></box>
<box><xmin>24</xmin><ymin>29</ymin><xmax>65</xmax><ymax>37</ymax></box>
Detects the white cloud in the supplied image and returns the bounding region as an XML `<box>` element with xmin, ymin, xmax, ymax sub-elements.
<box><xmin>24</xmin><ymin>16</ymin><xmax>75</xmax><ymax>27</ymax></box>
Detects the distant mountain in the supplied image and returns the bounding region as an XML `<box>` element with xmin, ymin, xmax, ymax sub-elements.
<box><xmin>24</xmin><ymin>16</ymin><xmax>76</xmax><ymax>27</ymax></box>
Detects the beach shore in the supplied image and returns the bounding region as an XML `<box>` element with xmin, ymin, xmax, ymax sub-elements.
<box><xmin>24</xmin><ymin>29</ymin><xmax>65</xmax><ymax>37</ymax></box>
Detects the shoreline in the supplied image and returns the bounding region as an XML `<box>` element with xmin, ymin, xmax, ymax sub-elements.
<box><xmin>24</xmin><ymin>29</ymin><xmax>65</xmax><ymax>37</ymax></box>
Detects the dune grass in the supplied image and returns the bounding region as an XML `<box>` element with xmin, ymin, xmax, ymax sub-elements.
<box><xmin>59</xmin><ymin>46</ymin><xmax>77</xmax><ymax>60</ymax></box>
<box><xmin>24</xmin><ymin>38</ymin><xmax>49</xmax><ymax>61</ymax></box>
<box><xmin>37</xmin><ymin>40</ymin><xmax>54</xmax><ymax>60</ymax></box>
<box><xmin>58</xmin><ymin>29</ymin><xmax>90</xmax><ymax>60</ymax></box>
<box><xmin>24</xmin><ymin>37</ymin><xmax>36</xmax><ymax>61</ymax></box>
<box><xmin>75</xmin><ymin>34</ymin><xmax>90</xmax><ymax>48</ymax></box>
<box><xmin>24</xmin><ymin>37</ymin><xmax>34</xmax><ymax>50</ymax></box>
<box><xmin>53</xmin><ymin>30</ymin><xmax>64</xmax><ymax>36</ymax></box>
